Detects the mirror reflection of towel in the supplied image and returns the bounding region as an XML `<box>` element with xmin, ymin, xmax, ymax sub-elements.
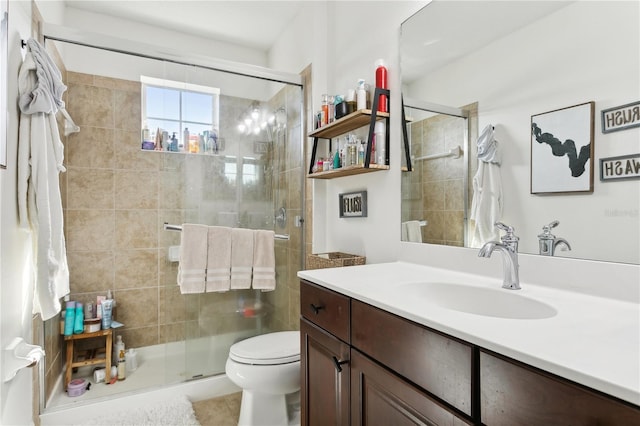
<box><xmin>401</xmin><ymin>221</ymin><xmax>423</xmax><ymax>243</ymax></box>
<box><xmin>471</xmin><ymin>124</ymin><xmax>503</xmax><ymax>247</ymax></box>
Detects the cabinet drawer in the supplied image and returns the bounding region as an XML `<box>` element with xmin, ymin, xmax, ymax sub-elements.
<box><xmin>351</xmin><ymin>300</ymin><xmax>473</xmax><ymax>416</ymax></box>
<box><xmin>300</xmin><ymin>280</ymin><xmax>350</xmax><ymax>342</ymax></box>
<box><xmin>480</xmin><ymin>351</ymin><xmax>640</xmax><ymax>426</ymax></box>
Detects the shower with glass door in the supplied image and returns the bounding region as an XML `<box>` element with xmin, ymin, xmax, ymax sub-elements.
<box><xmin>40</xmin><ymin>33</ymin><xmax>304</xmax><ymax>409</ymax></box>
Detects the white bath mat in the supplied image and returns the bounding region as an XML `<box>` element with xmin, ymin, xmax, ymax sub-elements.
<box><xmin>77</xmin><ymin>394</ymin><xmax>200</xmax><ymax>426</ymax></box>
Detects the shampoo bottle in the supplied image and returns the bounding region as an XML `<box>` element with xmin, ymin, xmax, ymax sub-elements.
<box><xmin>114</xmin><ymin>335</ymin><xmax>125</xmax><ymax>363</ymax></box>
<box><xmin>117</xmin><ymin>349</ymin><xmax>126</xmax><ymax>380</ymax></box>
<box><xmin>64</xmin><ymin>299</ymin><xmax>76</xmax><ymax>336</ymax></box>
<box><xmin>356</xmin><ymin>79</ymin><xmax>367</xmax><ymax>111</ymax></box>
<box><xmin>73</xmin><ymin>302</ymin><xmax>84</xmax><ymax>334</ymax></box>
<box><xmin>375</xmin><ymin>121</ymin><xmax>387</xmax><ymax>165</ymax></box>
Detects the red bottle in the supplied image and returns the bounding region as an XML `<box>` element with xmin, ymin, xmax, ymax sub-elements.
<box><xmin>375</xmin><ymin>59</ymin><xmax>388</xmax><ymax>112</ymax></box>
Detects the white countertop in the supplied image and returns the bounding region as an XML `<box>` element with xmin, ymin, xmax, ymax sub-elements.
<box><xmin>298</xmin><ymin>261</ymin><xmax>640</xmax><ymax>406</ymax></box>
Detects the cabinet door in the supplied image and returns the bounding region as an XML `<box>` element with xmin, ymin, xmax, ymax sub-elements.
<box><xmin>351</xmin><ymin>300</ymin><xmax>473</xmax><ymax>416</ymax></box>
<box><xmin>351</xmin><ymin>350</ymin><xmax>473</xmax><ymax>426</ymax></box>
<box><xmin>480</xmin><ymin>351</ymin><xmax>640</xmax><ymax>425</ymax></box>
<box><xmin>301</xmin><ymin>318</ymin><xmax>350</xmax><ymax>426</ymax></box>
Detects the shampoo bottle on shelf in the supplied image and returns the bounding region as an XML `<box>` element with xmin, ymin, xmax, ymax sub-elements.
<box><xmin>73</xmin><ymin>302</ymin><xmax>84</xmax><ymax>334</ymax></box>
<box><xmin>375</xmin><ymin>121</ymin><xmax>387</xmax><ymax>165</ymax></box>
<box><xmin>356</xmin><ymin>79</ymin><xmax>367</xmax><ymax>111</ymax></box>
<box><xmin>64</xmin><ymin>298</ymin><xmax>75</xmax><ymax>336</ymax></box>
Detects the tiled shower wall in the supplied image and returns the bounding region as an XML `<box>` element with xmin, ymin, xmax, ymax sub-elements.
<box><xmin>42</xmin><ymin>70</ymin><xmax>304</xmax><ymax>399</ymax></box>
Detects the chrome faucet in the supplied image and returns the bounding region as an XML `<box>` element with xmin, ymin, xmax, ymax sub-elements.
<box><xmin>538</xmin><ymin>220</ymin><xmax>571</xmax><ymax>256</ymax></box>
<box><xmin>478</xmin><ymin>222</ymin><xmax>521</xmax><ymax>290</ymax></box>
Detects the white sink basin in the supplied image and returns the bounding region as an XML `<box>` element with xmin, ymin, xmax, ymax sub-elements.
<box><xmin>399</xmin><ymin>282</ymin><xmax>557</xmax><ymax>320</ymax></box>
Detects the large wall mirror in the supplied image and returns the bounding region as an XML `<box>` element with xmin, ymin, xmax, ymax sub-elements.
<box><xmin>400</xmin><ymin>1</ymin><xmax>640</xmax><ymax>264</ymax></box>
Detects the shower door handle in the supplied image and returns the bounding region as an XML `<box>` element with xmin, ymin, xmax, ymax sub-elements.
<box><xmin>332</xmin><ymin>356</ymin><xmax>349</xmax><ymax>373</ymax></box>
<box><xmin>309</xmin><ymin>304</ymin><xmax>325</xmax><ymax>315</ymax></box>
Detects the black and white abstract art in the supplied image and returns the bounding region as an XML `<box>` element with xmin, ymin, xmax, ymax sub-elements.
<box><xmin>530</xmin><ymin>102</ymin><xmax>594</xmax><ymax>194</ymax></box>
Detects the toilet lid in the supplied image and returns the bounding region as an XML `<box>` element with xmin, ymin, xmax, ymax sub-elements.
<box><xmin>229</xmin><ymin>331</ymin><xmax>300</xmax><ymax>365</ymax></box>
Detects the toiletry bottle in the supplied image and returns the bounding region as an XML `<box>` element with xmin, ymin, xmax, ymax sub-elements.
<box><xmin>322</xmin><ymin>94</ymin><xmax>330</xmax><ymax>126</ymax></box>
<box><xmin>375</xmin><ymin>121</ymin><xmax>387</xmax><ymax>165</ymax></box>
<box><xmin>375</xmin><ymin>59</ymin><xmax>388</xmax><ymax>112</ymax></box>
<box><xmin>333</xmin><ymin>142</ymin><xmax>342</xmax><ymax>169</ymax></box>
<box><xmin>358</xmin><ymin>140</ymin><xmax>365</xmax><ymax>165</ymax></box>
<box><xmin>341</xmin><ymin>136</ymin><xmax>349</xmax><ymax>167</ymax></box>
<box><xmin>64</xmin><ymin>299</ymin><xmax>76</xmax><ymax>336</ymax></box>
<box><xmin>73</xmin><ymin>302</ymin><xmax>84</xmax><ymax>334</ymax></box>
<box><xmin>183</xmin><ymin>128</ymin><xmax>190</xmax><ymax>152</ymax></box>
<box><xmin>328</xmin><ymin>95</ymin><xmax>336</xmax><ymax>124</ymax></box>
<box><xmin>107</xmin><ymin>289</ymin><xmax>116</xmax><ymax>320</ymax></box>
<box><xmin>356</xmin><ymin>79</ymin><xmax>367</xmax><ymax>111</ymax></box>
<box><xmin>114</xmin><ymin>335</ymin><xmax>125</xmax><ymax>363</ymax></box>
<box><xmin>171</xmin><ymin>133</ymin><xmax>178</xmax><ymax>152</ymax></box>
<box><xmin>117</xmin><ymin>349</ymin><xmax>126</xmax><ymax>380</ymax></box>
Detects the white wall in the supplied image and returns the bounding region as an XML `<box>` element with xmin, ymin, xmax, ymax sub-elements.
<box><xmin>407</xmin><ymin>2</ymin><xmax>640</xmax><ymax>264</ymax></box>
<box><xmin>1</xmin><ymin>2</ymin><xmax>37</xmax><ymax>424</ymax></box>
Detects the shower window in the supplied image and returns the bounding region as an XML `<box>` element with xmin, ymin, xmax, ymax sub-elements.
<box><xmin>141</xmin><ymin>75</ymin><xmax>220</xmax><ymax>149</ymax></box>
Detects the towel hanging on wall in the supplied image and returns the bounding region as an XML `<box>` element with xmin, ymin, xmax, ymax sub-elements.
<box><xmin>17</xmin><ymin>39</ymin><xmax>79</xmax><ymax>320</ymax></box>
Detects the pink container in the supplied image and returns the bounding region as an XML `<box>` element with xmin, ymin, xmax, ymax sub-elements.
<box><xmin>67</xmin><ymin>378</ymin><xmax>88</xmax><ymax>397</ymax></box>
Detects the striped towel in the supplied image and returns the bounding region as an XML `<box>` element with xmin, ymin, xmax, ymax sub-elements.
<box><xmin>252</xmin><ymin>230</ymin><xmax>276</xmax><ymax>291</ymax></box>
<box><xmin>230</xmin><ymin>228</ymin><xmax>254</xmax><ymax>289</ymax></box>
<box><xmin>177</xmin><ymin>224</ymin><xmax>208</xmax><ymax>294</ymax></box>
<box><xmin>206</xmin><ymin>226</ymin><xmax>232</xmax><ymax>292</ymax></box>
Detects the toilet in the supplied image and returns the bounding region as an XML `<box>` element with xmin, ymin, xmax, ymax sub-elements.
<box><xmin>225</xmin><ymin>331</ymin><xmax>301</xmax><ymax>426</ymax></box>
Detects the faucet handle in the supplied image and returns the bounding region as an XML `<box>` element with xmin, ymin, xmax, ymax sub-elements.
<box><xmin>495</xmin><ymin>221</ymin><xmax>514</xmax><ymax>234</ymax></box>
<box><xmin>495</xmin><ymin>222</ymin><xmax>519</xmax><ymax>249</ymax></box>
<box><xmin>543</xmin><ymin>220</ymin><xmax>560</xmax><ymax>231</ymax></box>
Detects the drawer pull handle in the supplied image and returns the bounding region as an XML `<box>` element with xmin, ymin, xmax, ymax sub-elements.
<box><xmin>310</xmin><ymin>304</ymin><xmax>325</xmax><ymax>314</ymax></box>
<box><xmin>332</xmin><ymin>356</ymin><xmax>349</xmax><ymax>373</ymax></box>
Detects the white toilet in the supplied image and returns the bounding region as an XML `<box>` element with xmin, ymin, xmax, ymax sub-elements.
<box><xmin>225</xmin><ymin>331</ymin><xmax>301</xmax><ymax>426</ymax></box>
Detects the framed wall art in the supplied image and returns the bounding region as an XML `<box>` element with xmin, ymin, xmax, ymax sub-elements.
<box><xmin>530</xmin><ymin>101</ymin><xmax>594</xmax><ymax>194</ymax></box>
<box><xmin>339</xmin><ymin>190</ymin><xmax>367</xmax><ymax>218</ymax></box>
<box><xmin>601</xmin><ymin>101</ymin><xmax>640</xmax><ymax>133</ymax></box>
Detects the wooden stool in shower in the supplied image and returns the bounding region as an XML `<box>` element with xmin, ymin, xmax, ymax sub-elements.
<box><xmin>64</xmin><ymin>328</ymin><xmax>112</xmax><ymax>390</ymax></box>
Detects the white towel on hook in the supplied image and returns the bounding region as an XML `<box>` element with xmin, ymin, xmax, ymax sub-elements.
<box><xmin>177</xmin><ymin>224</ymin><xmax>207</xmax><ymax>294</ymax></box>
<box><xmin>230</xmin><ymin>228</ymin><xmax>254</xmax><ymax>289</ymax></box>
<box><xmin>252</xmin><ymin>230</ymin><xmax>276</xmax><ymax>291</ymax></box>
<box><xmin>17</xmin><ymin>39</ymin><xmax>73</xmax><ymax>320</ymax></box>
<box><xmin>206</xmin><ymin>226</ymin><xmax>232</xmax><ymax>292</ymax></box>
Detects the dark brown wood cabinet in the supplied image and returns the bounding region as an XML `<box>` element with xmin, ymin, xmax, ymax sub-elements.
<box><xmin>301</xmin><ymin>318</ymin><xmax>350</xmax><ymax>426</ymax></box>
<box><xmin>300</xmin><ymin>279</ymin><xmax>640</xmax><ymax>425</ymax></box>
<box><xmin>480</xmin><ymin>350</ymin><xmax>640</xmax><ymax>426</ymax></box>
<box><xmin>351</xmin><ymin>349</ymin><xmax>472</xmax><ymax>426</ymax></box>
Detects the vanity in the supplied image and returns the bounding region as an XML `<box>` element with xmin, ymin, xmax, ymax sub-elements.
<box><xmin>298</xmin><ymin>262</ymin><xmax>640</xmax><ymax>425</ymax></box>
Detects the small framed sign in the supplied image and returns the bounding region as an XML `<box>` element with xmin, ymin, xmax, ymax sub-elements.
<box><xmin>339</xmin><ymin>191</ymin><xmax>367</xmax><ymax>218</ymax></box>
<box><xmin>600</xmin><ymin>153</ymin><xmax>640</xmax><ymax>182</ymax></box>
<box><xmin>601</xmin><ymin>101</ymin><xmax>640</xmax><ymax>133</ymax></box>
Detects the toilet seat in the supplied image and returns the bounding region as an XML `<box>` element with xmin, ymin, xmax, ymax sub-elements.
<box><xmin>229</xmin><ymin>331</ymin><xmax>300</xmax><ymax>365</ymax></box>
